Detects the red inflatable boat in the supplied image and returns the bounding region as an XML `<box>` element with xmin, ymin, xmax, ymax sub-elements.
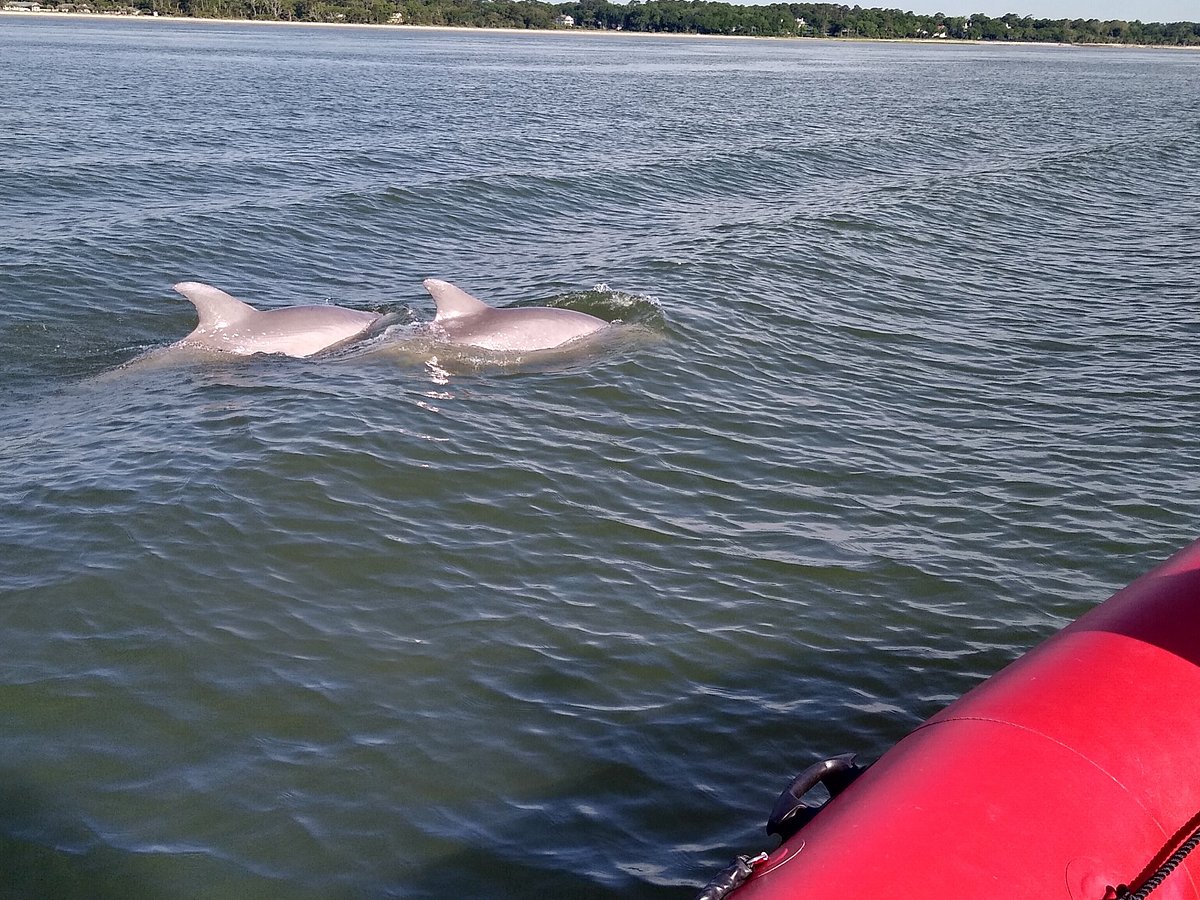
<box><xmin>702</xmin><ymin>538</ymin><xmax>1200</xmax><ymax>900</ymax></box>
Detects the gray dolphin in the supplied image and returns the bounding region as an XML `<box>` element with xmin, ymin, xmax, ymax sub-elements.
<box><xmin>172</xmin><ymin>281</ymin><xmax>380</xmax><ymax>358</ymax></box>
<box><xmin>424</xmin><ymin>278</ymin><xmax>608</xmax><ymax>352</ymax></box>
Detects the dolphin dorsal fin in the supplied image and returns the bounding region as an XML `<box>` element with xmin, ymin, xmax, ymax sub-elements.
<box><xmin>173</xmin><ymin>281</ymin><xmax>257</xmax><ymax>330</ymax></box>
<box><xmin>424</xmin><ymin>278</ymin><xmax>490</xmax><ymax>321</ymax></box>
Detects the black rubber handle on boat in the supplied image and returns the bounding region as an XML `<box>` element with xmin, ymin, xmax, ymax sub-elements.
<box><xmin>767</xmin><ymin>753</ymin><xmax>864</xmax><ymax>840</ymax></box>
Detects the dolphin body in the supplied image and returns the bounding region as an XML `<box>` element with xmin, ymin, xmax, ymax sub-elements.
<box><xmin>423</xmin><ymin>278</ymin><xmax>608</xmax><ymax>353</ymax></box>
<box><xmin>172</xmin><ymin>281</ymin><xmax>380</xmax><ymax>358</ymax></box>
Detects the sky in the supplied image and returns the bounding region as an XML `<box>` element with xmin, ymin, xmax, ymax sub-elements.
<box><xmin>900</xmin><ymin>0</ymin><xmax>1198</xmax><ymax>22</ymax></box>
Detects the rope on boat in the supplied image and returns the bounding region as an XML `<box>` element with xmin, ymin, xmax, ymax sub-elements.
<box><xmin>1117</xmin><ymin>819</ymin><xmax>1200</xmax><ymax>900</ymax></box>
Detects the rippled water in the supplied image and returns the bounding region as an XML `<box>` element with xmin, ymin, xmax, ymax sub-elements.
<box><xmin>2</xmin><ymin>17</ymin><xmax>1199</xmax><ymax>898</ymax></box>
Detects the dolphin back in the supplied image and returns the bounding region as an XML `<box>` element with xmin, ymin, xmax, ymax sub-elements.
<box><xmin>174</xmin><ymin>282</ymin><xmax>257</xmax><ymax>330</ymax></box>
<box><xmin>424</xmin><ymin>278</ymin><xmax>490</xmax><ymax>321</ymax></box>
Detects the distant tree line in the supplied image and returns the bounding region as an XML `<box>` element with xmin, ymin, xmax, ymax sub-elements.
<box><xmin>51</xmin><ymin>0</ymin><xmax>1200</xmax><ymax>45</ymax></box>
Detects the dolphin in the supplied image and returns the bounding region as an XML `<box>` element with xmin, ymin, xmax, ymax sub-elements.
<box><xmin>423</xmin><ymin>278</ymin><xmax>608</xmax><ymax>353</ymax></box>
<box><xmin>172</xmin><ymin>281</ymin><xmax>381</xmax><ymax>358</ymax></box>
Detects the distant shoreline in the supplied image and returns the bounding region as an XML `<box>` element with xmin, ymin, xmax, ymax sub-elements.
<box><xmin>2</xmin><ymin>8</ymin><xmax>1196</xmax><ymax>50</ymax></box>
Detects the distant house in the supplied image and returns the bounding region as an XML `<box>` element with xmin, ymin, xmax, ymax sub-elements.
<box><xmin>555</xmin><ymin>13</ymin><xmax>574</xmax><ymax>27</ymax></box>
<box><xmin>4</xmin><ymin>2</ymin><xmax>43</xmax><ymax>9</ymax></box>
